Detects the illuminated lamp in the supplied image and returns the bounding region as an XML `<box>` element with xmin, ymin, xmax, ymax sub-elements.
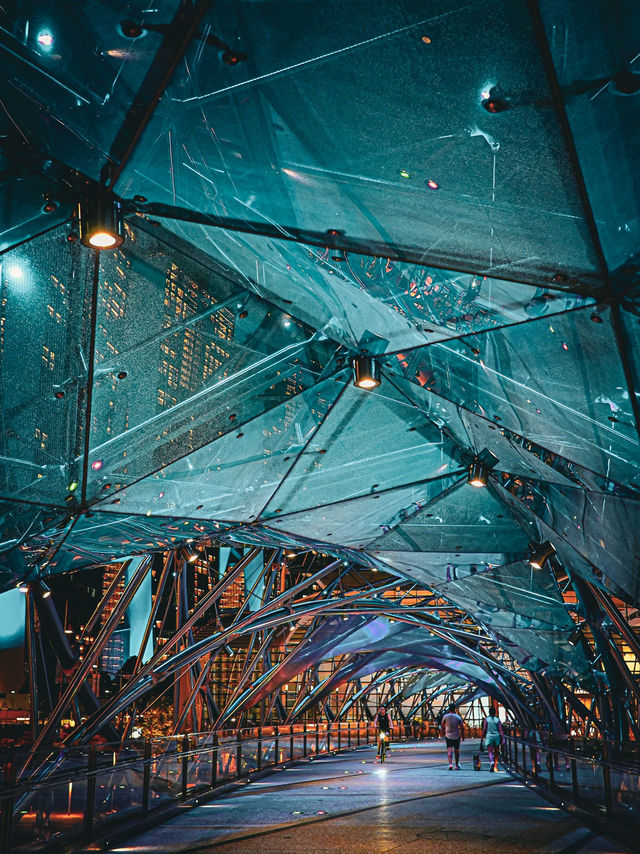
<box><xmin>78</xmin><ymin>193</ymin><xmax>124</xmax><ymax>250</ymax></box>
<box><xmin>186</xmin><ymin>551</ymin><xmax>199</xmax><ymax>563</ymax></box>
<box><xmin>529</xmin><ymin>541</ymin><xmax>556</xmax><ymax>569</ymax></box>
<box><xmin>352</xmin><ymin>356</ymin><xmax>380</xmax><ymax>390</ymax></box>
<box><xmin>467</xmin><ymin>460</ymin><xmax>487</xmax><ymax>488</ymax></box>
<box><xmin>40</xmin><ymin>581</ymin><xmax>52</xmax><ymax>599</ymax></box>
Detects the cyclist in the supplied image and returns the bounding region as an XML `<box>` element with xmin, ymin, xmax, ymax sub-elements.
<box><xmin>375</xmin><ymin>705</ymin><xmax>392</xmax><ymax>760</ymax></box>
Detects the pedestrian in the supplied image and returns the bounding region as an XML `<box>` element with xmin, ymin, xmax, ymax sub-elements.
<box><xmin>440</xmin><ymin>704</ymin><xmax>464</xmax><ymax>770</ymax></box>
<box><xmin>481</xmin><ymin>706</ymin><xmax>503</xmax><ymax>772</ymax></box>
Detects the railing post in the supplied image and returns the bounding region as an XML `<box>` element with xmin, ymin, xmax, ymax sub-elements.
<box><xmin>303</xmin><ymin>723</ymin><xmax>308</xmax><ymax>757</ymax></box>
<box><xmin>290</xmin><ymin>725</ymin><xmax>294</xmax><ymax>761</ymax></box>
<box><xmin>601</xmin><ymin>742</ymin><xmax>613</xmax><ymax>816</ymax></box>
<box><xmin>548</xmin><ymin>750</ymin><xmax>555</xmax><ymax>790</ymax></box>
<box><xmin>348</xmin><ymin>722</ymin><xmax>351</xmax><ymax>748</ymax></box>
<box><xmin>1</xmin><ymin>756</ymin><xmax>16</xmax><ymax>854</ymax></box>
<box><xmin>514</xmin><ymin>737</ymin><xmax>519</xmax><ymax>773</ymax></box>
<box><xmin>357</xmin><ymin>721</ymin><xmax>361</xmax><ymax>746</ymax></box>
<box><xmin>82</xmin><ymin>745</ymin><xmax>97</xmax><ymax>841</ymax></box>
<box><xmin>236</xmin><ymin>730</ymin><xmax>242</xmax><ymax>778</ymax></box>
<box><xmin>326</xmin><ymin>725</ymin><xmax>331</xmax><ymax>754</ymax></box>
<box><xmin>181</xmin><ymin>734</ymin><xmax>189</xmax><ymax>800</ymax></box>
<box><xmin>210</xmin><ymin>733</ymin><xmax>218</xmax><ymax>788</ymax></box>
<box><xmin>337</xmin><ymin>723</ymin><xmax>341</xmax><ymax>752</ymax></box>
<box><xmin>315</xmin><ymin>723</ymin><xmax>320</xmax><ymax>754</ymax></box>
<box><xmin>142</xmin><ymin>739</ymin><xmax>151</xmax><ymax>816</ymax></box>
<box><xmin>257</xmin><ymin>727</ymin><xmax>263</xmax><ymax>771</ymax></box>
<box><xmin>274</xmin><ymin>726</ymin><xmax>279</xmax><ymax>765</ymax></box>
<box><xmin>570</xmin><ymin>757</ymin><xmax>578</xmax><ymax>799</ymax></box>
<box><xmin>522</xmin><ymin>740</ymin><xmax>527</xmax><ymax>777</ymax></box>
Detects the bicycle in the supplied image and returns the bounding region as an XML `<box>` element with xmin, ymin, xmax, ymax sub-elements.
<box><xmin>377</xmin><ymin>730</ymin><xmax>390</xmax><ymax>762</ymax></box>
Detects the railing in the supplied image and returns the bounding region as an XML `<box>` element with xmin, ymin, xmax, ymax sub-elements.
<box><xmin>0</xmin><ymin>722</ymin><xmax>376</xmax><ymax>853</ymax></box>
<box><xmin>501</xmin><ymin>734</ymin><xmax>640</xmax><ymax>838</ymax></box>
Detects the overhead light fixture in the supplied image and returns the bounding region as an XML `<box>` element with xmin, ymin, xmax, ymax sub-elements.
<box><xmin>567</xmin><ymin>626</ymin><xmax>583</xmax><ymax>647</ymax></box>
<box><xmin>224</xmin><ymin>644</ymin><xmax>234</xmax><ymax>656</ymax></box>
<box><xmin>352</xmin><ymin>356</ymin><xmax>380</xmax><ymax>390</ymax></box>
<box><xmin>467</xmin><ymin>460</ymin><xmax>487</xmax><ymax>487</ymax></box>
<box><xmin>186</xmin><ymin>551</ymin><xmax>199</xmax><ymax>563</ymax></box>
<box><xmin>529</xmin><ymin>541</ymin><xmax>556</xmax><ymax>569</ymax></box>
<box><xmin>17</xmin><ymin>582</ymin><xmax>29</xmax><ymax>593</ymax></box>
<box><xmin>40</xmin><ymin>581</ymin><xmax>52</xmax><ymax>599</ymax></box>
<box><xmin>78</xmin><ymin>192</ymin><xmax>124</xmax><ymax>250</ymax></box>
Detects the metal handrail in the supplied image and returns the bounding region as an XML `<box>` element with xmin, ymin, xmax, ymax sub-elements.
<box><xmin>1</xmin><ymin>722</ymin><xmax>378</xmax><ymax>853</ymax></box>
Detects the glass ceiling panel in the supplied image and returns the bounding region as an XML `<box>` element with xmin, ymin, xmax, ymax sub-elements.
<box><xmin>118</xmin><ymin>0</ymin><xmax>602</xmax><ymax>288</ymax></box>
<box><xmin>85</xmin><ymin>224</ymin><xmax>339</xmax><ymax>501</ymax></box>
<box><xmin>369</xmin><ymin>480</ymin><xmax>530</xmax><ymax>553</ymax></box>
<box><xmin>539</xmin><ymin>0</ymin><xmax>640</xmax><ymax>273</ymax></box>
<box><xmin>0</xmin><ymin>225</ymin><xmax>92</xmax><ymax>506</ymax></box>
<box><xmin>93</xmin><ymin>375</ymin><xmax>344</xmax><ymax>522</ymax></box>
<box><xmin>0</xmin><ymin>1</ymin><xmax>182</xmax><ymax>178</ymax></box>
<box><xmin>270</xmin><ymin>481</ymin><xmax>456</xmax><ymax>550</ymax></box>
<box><xmin>500</xmin><ymin>477</ymin><xmax>640</xmax><ymax>604</ymax></box>
<box><xmin>262</xmin><ymin>380</ymin><xmax>462</xmax><ymax>518</ymax></box>
<box><xmin>368</xmin><ymin>551</ymin><xmax>515</xmax><ymax>585</ymax></box>
<box><xmin>399</xmin><ymin>305</ymin><xmax>640</xmax><ymax>487</ymax></box>
<box><xmin>134</xmin><ymin>220</ymin><xmax>592</xmax><ymax>356</ymax></box>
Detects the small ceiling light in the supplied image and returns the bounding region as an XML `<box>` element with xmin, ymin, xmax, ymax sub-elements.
<box><xmin>68</xmin><ymin>481</ymin><xmax>78</xmax><ymax>492</ymax></box>
<box><xmin>426</xmin><ymin>179</ymin><xmax>439</xmax><ymax>189</ymax></box>
<box><xmin>37</xmin><ymin>31</ymin><xmax>54</xmax><ymax>48</ymax></box>
<box><xmin>17</xmin><ymin>583</ymin><xmax>29</xmax><ymax>593</ymax></box>
<box><xmin>78</xmin><ymin>193</ymin><xmax>124</xmax><ymax>250</ymax></box>
<box><xmin>352</xmin><ymin>356</ymin><xmax>380</xmax><ymax>390</ymax></box>
<box><xmin>468</xmin><ymin>460</ymin><xmax>487</xmax><ymax>488</ymax></box>
<box><xmin>91</xmin><ymin>460</ymin><xmax>103</xmax><ymax>471</ymax></box>
<box><xmin>567</xmin><ymin>626</ymin><xmax>583</xmax><ymax>647</ymax></box>
<box><xmin>529</xmin><ymin>541</ymin><xmax>556</xmax><ymax>569</ymax></box>
<box><xmin>482</xmin><ymin>93</ymin><xmax>510</xmax><ymax>113</ymax></box>
<box><xmin>186</xmin><ymin>552</ymin><xmax>199</xmax><ymax>563</ymax></box>
<box><xmin>41</xmin><ymin>581</ymin><xmax>52</xmax><ymax>599</ymax></box>
<box><xmin>399</xmin><ymin>169</ymin><xmax>411</xmax><ymax>179</ymax></box>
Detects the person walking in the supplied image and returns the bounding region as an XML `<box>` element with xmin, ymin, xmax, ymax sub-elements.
<box><xmin>440</xmin><ymin>703</ymin><xmax>464</xmax><ymax>769</ymax></box>
<box><xmin>482</xmin><ymin>706</ymin><xmax>503</xmax><ymax>772</ymax></box>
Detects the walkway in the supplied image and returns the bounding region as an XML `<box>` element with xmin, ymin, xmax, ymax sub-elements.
<box><xmin>112</xmin><ymin>741</ymin><xmax>629</xmax><ymax>854</ymax></box>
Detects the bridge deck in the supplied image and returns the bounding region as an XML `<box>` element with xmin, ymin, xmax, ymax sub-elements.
<box><xmin>112</xmin><ymin>741</ymin><xmax>628</xmax><ymax>854</ymax></box>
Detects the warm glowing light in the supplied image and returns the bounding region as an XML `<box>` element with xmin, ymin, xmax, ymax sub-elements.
<box><xmin>426</xmin><ymin>179</ymin><xmax>439</xmax><ymax>189</ymax></box>
<box><xmin>91</xmin><ymin>459</ymin><xmax>103</xmax><ymax>471</ymax></box>
<box><xmin>88</xmin><ymin>231</ymin><xmax>118</xmax><ymax>248</ymax></box>
<box><xmin>467</xmin><ymin>461</ymin><xmax>487</xmax><ymax>488</ymax></box>
<box><xmin>352</xmin><ymin>356</ymin><xmax>381</xmax><ymax>390</ymax></box>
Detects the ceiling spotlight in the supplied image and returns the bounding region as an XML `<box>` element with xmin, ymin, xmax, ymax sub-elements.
<box><xmin>481</xmin><ymin>88</ymin><xmax>510</xmax><ymax>113</ymax></box>
<box><xmin>78</xmin><ymin>193</ymin><xmax>124</xmax><ymax>250</ymax></box>
<box><xmin>17</xmin><ymin>582</ymin><xmax>29</xmax><ymax>593</ymax></box>
<box><xmin>467</xmin><ymin>460</ymin><xmax>487</xmax><ymax>488</ymax></box>
<box><xmin>529</xmin><ymin>541</ymin><xmax>556</xmax><ymax>569</ymax></box>
<box><xmin>567</xmin><ymin>625</ymin><xmax>583</xmax><ymax>647</ymax></box>
<box><xmin>186</xmin><ymin>552</ymin><xmax>199</xmax><ymax>563</ymax></box>
<box><xmin>352</xmin><ymin>355</ymin><xmax>380</xmax><ymax>390</ymax></box>
<box><xmin>37</xmin><ymin>31</ymin><xmax>54</xmax><ymax>48</ymax></box>
<box><xmin>120</xmin><ymin>20</ymin><xmax>144</xmax><ymax>39</ymax></box>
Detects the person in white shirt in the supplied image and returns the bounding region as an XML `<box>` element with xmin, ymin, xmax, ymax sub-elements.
<box><xmin>440</xmin><ymin>704</ymin><xmax>464</xmax><ymax>769</ymax></box>
<box><xmin>482</xmin><ymin>707</ymin><xmax>504</xmax><ymax>772</ymax></box>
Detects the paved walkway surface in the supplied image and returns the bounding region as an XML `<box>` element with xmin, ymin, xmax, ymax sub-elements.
<box><xmin>113</xmin><ymin>741</ymin><xmax>629</xmax><ymax>854</ymax></box>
